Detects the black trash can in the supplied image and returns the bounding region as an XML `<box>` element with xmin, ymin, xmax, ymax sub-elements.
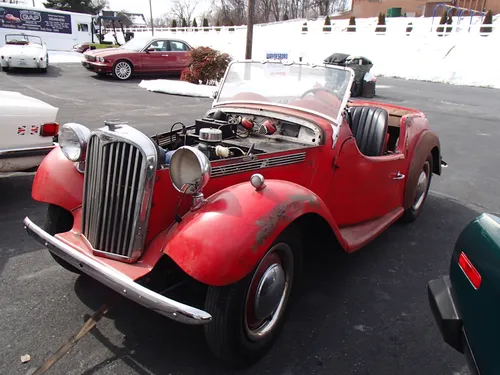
<box><xmin>324</xmin><ymin>53</ymin><xmax>374</xmax><ymax>97</ymax></box>
<box><xmin>361</xmin><ymin>79</ymin><xmax>376</xmax><ymax>98</ymax></box>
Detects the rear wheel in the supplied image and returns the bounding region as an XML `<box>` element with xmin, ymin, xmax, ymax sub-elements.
<box><xmin>112</xmin><ymin>60</ymin><xmax>133</xmax><ymax>80</ymax></box>
<box><xmin>44</xmin><ymin>204</ymin><xmax>81</xmax><ymax>274</ymax></box>
<box><xmin>2</xmin><ymin>67</ymin><xmax>8</xmax><ymax>72</ymax></box>
<box><xmin>401</xmin><ymin>153</ymin><xmax>433</xmax><ymax>223</ymax></box>
<box><xmin>203</xmin><ymin>227</ymin><xmax>302</xmax><ymax>366</ymax></box>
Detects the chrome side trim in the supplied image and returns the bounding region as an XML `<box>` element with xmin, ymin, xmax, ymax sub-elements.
<box><xmin>0</xmin><ymin>144</ymin><xmax>55</xmax><ymax>159</ymax></box>
<box><xmin>23</xmin><ymin>216</ymin><xmax>212</xmax><ymax>325</ymax></box>
<box><xmin>211</xmin><ymin>152</ymin><xmax>306</xmax><ymax>178</ymax></box>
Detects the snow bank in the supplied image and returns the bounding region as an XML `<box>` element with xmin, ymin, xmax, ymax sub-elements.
<box><xmin>138</xmin><ymin>79</ymin><xmax>217</xmax><ymax>98</ymax></box>
<box><xmin>48</xmin><ymin>51</ymin><xmax>84</xmax><ymax>64</ymax></box>
<box><xmin>127</xmin><ymin>14</ymin><xmax>500</xmax><ymax>90</ymax></box>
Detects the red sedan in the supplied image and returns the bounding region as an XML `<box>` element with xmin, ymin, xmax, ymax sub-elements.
<box><xmin>81</xmin><ymin>37</ymin><xmax>192</xmax><ymax>80</ymax></box>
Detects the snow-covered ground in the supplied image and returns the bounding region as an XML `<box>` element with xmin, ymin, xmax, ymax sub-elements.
<box><xmin>46</xmin><ymin>14</ymin><xmax>500</xmax><ymax>96</ymax></box>
<box><xmin>48</xmin><ymin>51</ymin><xmax>84</xmax><ymax>63</ymax></box>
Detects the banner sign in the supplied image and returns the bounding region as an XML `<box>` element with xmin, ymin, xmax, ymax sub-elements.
<box><xmin>0</xmin><ymin>6</ymin><xmax>72</xmax><ymax>34</ymax></box>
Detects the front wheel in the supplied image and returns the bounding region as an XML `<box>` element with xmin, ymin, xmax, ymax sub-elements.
<box><xmin>204</xmin><ymin>228</ymin><xmax>302</xmax><ymax>366</ymax></box>
<box><xmin>401</xmin><ymin>153</ymin><xmax>433</xmax><ymax>223</ymax></box>
<box><xmin>112</xmin><ymin>60</ymin><xmax>133</xmax><ymax>80</ymax></box>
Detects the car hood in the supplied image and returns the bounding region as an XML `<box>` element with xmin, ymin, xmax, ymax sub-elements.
<box><xmin>87</xmin><ymin>48</ymin><xmax>137</xmax><ymax>59</ymax></box>
<box><xmin>0</xmin><ymin>44</ymin><xmax>44</xmax><ymax>57</ymax></box>
<box><xmin>0</xmin><ymin>90</ymin><xmax>58</xmax><ymax>119</ymax></box>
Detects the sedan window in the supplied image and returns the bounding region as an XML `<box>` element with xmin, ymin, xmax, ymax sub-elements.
<box><xmin>147</xmin><ymin>40</ymin><xmax>168</xmax><ymax>51</ymax></box>
<box><xmin>169</xmin><ymin>41</ymin><xmax>189</xmax><ymax>51</ymax></box>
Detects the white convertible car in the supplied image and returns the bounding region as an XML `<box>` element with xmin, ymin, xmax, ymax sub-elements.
<box><xmin>0</xmin><ymin>91</ymin><xmax>59</xmax><ymax>174</ymax></box>
<box><xmin>0</xmin><ymin>33</ymin><xmax>49</xmax><ymax>73</ymax></box>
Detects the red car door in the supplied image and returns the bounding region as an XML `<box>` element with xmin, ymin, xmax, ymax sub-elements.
<box><xmin>328</xmin><ymin>131</ymin><xmax>407</xmax><ymax>228</ymax></box>
<box><xmin>142</xmin><ymin>40</ymin><xmax>175</xmax><ymax>72</ymax></box>
<box><xmin>167</xmin><ymin>40</ymin><xmax>192</xmax><ymax>71</ymax></box>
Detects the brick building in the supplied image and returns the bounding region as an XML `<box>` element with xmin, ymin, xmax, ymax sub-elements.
<box><xmin>337</xmin><ymin>0</ymin><xmax>500</xmax><ymax>18</ymax></box>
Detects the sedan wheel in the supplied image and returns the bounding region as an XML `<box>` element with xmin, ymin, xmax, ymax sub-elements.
<box><xmin>204</xmin><ymin>228</ymin><xmax>302</xmax><ymax>366</ymax></box>
<box><xmin>112</xmin><ymin>60</ymin><xmax>132</xmax><ymax>80</ymax></box>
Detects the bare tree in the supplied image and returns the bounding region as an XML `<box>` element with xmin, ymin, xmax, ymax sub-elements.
<box><xmin>170</xmin><ymin>0</ymin><xmax>200</xmax><ymax>24</ymax></box>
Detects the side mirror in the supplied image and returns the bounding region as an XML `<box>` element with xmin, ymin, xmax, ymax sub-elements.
<box><xmin>212</xmin><ymin>91</ymin><xmax>218</xmax><ymax>99</ymax></box>
<box><xmin>146</xmin><ymin>47</ymin><xmax>155</xmax><ymax>53</ymax></box>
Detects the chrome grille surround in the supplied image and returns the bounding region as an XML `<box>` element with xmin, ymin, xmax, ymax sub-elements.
<box><xmin>81</xmin><ymin>124</ymin><xmax>158</xmax><ymax>263</ymax></box>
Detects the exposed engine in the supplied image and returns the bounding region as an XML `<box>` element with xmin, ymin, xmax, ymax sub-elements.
<box><xmin>151</xmin><ymin>108</ymin><xmax>322</xmax><ymax>165</ymax></box>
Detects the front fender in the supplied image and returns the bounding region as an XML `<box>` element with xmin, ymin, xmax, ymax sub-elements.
<box><xmin>161</xmin><ymin>179</ymin><xmax>340</xmax><ymax>287</ymax></box>
<box><xmin>403</xmin><ymin>130</ymin><xmax>441</xmax><ymax>209</ymax></box>
<box><xmin>32</xmin><ymin>146</ymin><xmax>84</xmax><ymax>212</ymax></box>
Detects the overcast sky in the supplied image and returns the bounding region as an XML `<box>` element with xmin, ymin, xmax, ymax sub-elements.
<box><xmin>33</xmin><ymin>0</ymin><xmax>211</xmax><ymax>18</ymax></box>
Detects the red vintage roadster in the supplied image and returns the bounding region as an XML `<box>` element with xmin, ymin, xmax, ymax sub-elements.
<box><xmin>81</xmin><ymin>36</ymin><xmax>192</xmax><ymax>80</ymax></box>
<box><xmin>23</xmin><ymin>61</ymin><xmax>445</xmax><ymax>366</ymax></box>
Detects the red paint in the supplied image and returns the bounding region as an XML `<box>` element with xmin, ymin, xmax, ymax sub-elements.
<box><xmin>82</xmin><ymin>39</ymin><xmax>192</xmax><ymax>75</ymax></box>
<box><xmin>31</xmin><ymin>97</ymin><xmax>440</xmax><ymax>286</ymax></box>
<box><xmin>40</xmin><ymin>123</ymin><xmax>59</xmax><ymax>137</ymax></box>
<box><xmin>32</xmin><ymin>147</ymin><xmax>84</xmax><ymax>212</ymax></box>
<box><xmin>162</xmin><ymin>180</ymin><xmax>340</xmax><ymax>286</ymax></box>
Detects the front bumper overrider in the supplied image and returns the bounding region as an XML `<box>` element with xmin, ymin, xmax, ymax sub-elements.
<box><xmin>23</xmin><ymin>216</ymin><xmax>212</xmax><ymax>325</ymax></box>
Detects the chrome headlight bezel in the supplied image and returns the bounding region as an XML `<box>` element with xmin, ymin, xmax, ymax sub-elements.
<box><xmin>97</xmin><ymin>57</ymin><xmax>105</xmax><ymax>63</ymax></box>
<box><xmin>58</xmin><ymin>123</ymin><xmax>91</xmax><ymax>162</ymax></box>
<box><xmin>169</xmin><ymin>146</ymin><xmax>211</xmax><ymax>196</ymax></box>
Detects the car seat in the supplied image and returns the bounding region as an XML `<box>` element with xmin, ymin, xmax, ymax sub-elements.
<box><xmin>347</xmin><ymin>106</ymin><xmax>389</xmax><ymax>156</ymax></box>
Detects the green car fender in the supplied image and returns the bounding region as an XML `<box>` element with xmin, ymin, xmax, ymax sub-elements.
<box><xmin>450</xmin><ymin>213</ymin><xmax>500</xmax><ymax>375</ymax></box>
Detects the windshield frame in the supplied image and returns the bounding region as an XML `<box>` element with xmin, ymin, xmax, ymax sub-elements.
<box><xmin>5</xmin><ymin>33</ymin><xmax>43</xmax><ymax>45</ymax></box>
<box><xmin>212</xmin><ymin>60</ymin><xmax>355</xmax><ymax>127</ymax></box>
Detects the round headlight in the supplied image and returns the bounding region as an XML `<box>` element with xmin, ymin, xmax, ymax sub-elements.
<box><xmin>169</xmin><ymin>146</ymin><xmax>211</xmax><ymax>195</ymax></box>
<box><xmin>58</xmin><ymin>123</ymin><xmax>91</xmax><ymax>162</ymax></box>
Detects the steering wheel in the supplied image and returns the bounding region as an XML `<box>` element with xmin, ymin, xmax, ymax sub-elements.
<box><xmin>300</xmin><ymin>87</ymin><xmax>333</xmax><ymax>98</ymax></box>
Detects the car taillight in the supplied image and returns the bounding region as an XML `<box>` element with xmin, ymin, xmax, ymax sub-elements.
<box><xmin>458</xmin><ymin>251</ymin><xmax>481</xmax><ymax>289</ymax></box>
<box><xmin>40</xmin><ymin>122</ymin><xmax>59</xmax><ymax>137</ymax></box>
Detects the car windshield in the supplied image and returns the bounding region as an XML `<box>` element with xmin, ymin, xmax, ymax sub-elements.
<box><xmin>214</xmin><ymin>61</ymin><xmax>354</xmax><ymax>124</ymax></box>
<box><xmin>5</xmin><ymin>34</ymin><xmax>42</xmax><ymax>45</ymax></box>
<box><xmin>119</xmin><ymin>37</ymin><xmax>148</xmax><ymax>51</ymax></box>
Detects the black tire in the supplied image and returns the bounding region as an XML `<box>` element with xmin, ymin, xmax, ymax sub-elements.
<box><xmin>401</xmin><ymin>153</ymin><xmax>433</xmax><ymax>223</ymax></box>
<box><xmin>44</xmin><ymin>204</ymin><xmax>81</xmax><ymax>274</ymax></box>
<box><xmin>2</xmin><ymin>67</ymin><xmax>8</xmax><ymax>72</ymax></box>
<box><xmin>40</xmin><ymin>67</ymin><xmax>47</xmax><ymax>73</ymax></box>
<box><xmin>203</xmin><ymin>226</ymin><xmax>303</xmax><ymax>367</ymax></box>
<box><xmin>112</xmin><ymin>59</ymin><xmax>133</xmax><ymax>80</ymax></box>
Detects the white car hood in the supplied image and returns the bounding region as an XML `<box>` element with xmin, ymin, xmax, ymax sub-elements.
<box><xmin>0</xmin><ymin>44</ymin><xmax>44</xmax><ymax>58</ymax></box>
<box><xmin>0</xmin><ymin>90</ymin><xmax>58</xmax><ymax>119</ymax></box>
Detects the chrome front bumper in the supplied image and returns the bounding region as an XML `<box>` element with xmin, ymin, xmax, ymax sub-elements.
<box><xmin>23</xmin><ymin>216</ymin><xmax>212</xmax><ymax>325</ymax></box>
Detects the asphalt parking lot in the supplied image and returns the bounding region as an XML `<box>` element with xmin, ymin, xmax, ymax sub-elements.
<box><xmin>1</xmin><ymin>63</ymin><xmax>499</xmax><ymax>375</ymax></box>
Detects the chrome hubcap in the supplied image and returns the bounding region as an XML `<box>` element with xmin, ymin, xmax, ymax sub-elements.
<box><xmin>413</xmin><ymin>162</ymin><xmax>430</xmax><ymax>211</ymax></box>
<box><xmin>244</xmin><ymin>243</ymin><xmax>294</xmax><ymax>341</ymax></box>
<box><xmin>115</xmin><ymin>62</ymin><xmax>131</xmax><ymax>79</ymax></box>
<box><xmin>254</xmin><ymin>264</ymin><xmax>286</xmax><ymax>321</ymax></box>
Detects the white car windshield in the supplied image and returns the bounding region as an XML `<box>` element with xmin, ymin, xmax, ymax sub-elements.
<box><xmin>5</xmin><ymin>34</ymin><xmax>42</xmax><ymax>45</ymax></box>
<box><xmin>119</xmin><ymin>37</ymin><xmax>149</xmax><ymax>51</ymax></box>
<box><xmin>214</xmin><ymin>61</ymin><xmax>354</xmax><ymax>124</ymax></box>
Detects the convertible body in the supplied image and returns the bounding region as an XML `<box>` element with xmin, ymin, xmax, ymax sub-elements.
<box><xmin>23</xmin><ymin>60</ymin><xmax>445</xmax><ymax>365</ymax></box>
<box><xmin>0</xmin><ymin>33</ymin><xmax>49</xmax><ymax>72</ymax></box>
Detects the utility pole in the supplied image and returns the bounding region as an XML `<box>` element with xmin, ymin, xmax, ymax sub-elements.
<box><xmin>149</xmin><ymin>0</ymin><xmax>154</xmax><ymax>36</ymax></box>
<box><xmin>245</xmin><ymin>0</ymin><xmax>255</xmax><ymax>59</ymax></box>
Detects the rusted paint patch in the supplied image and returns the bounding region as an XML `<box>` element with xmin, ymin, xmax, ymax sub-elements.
<box><xmin>253</xmin><ymin>194</ymin><xmax>319</xmax><ymax>252</ymax></box>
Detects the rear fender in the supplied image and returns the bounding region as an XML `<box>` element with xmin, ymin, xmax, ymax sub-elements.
<box><xmin>32</xmin><ymin>146</ymin><xmax>84</xmax><ymax>212</ymax></box>
<box><xmin>161</xmin><ymin>179</ymin><xmax>343</xmax><ymax>287</ymax></box>
<box><xmin>403</xmin><ymin>130</ymin><xmax>441</xmax><ymax>209</ymax></box>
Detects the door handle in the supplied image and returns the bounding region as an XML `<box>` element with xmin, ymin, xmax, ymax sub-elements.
<box><xmin>391</xmin><ymin>171</ymin><xmax>405</xmax><ymax>180</ymax></box>
<box><xmin>162</xmin><ymin>54</ymin><xmax>169</xmax><ymax>56</ymax></box>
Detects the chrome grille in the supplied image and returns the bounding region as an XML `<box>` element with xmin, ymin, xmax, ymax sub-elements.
<box><xmin>81</xmin><ymin>126</ymin><xmax>158</xmax><ymax>262</ymax></box>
